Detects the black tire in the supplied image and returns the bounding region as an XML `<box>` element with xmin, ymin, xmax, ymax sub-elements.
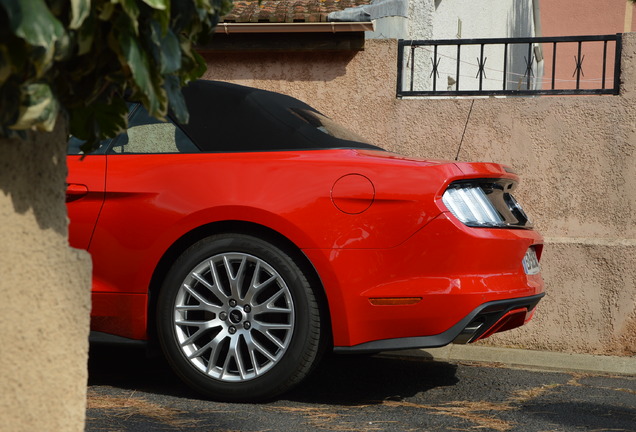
<box><xmin>156</xmin><ymin>233</ymin><xmax>324</xmax><ymax>401</ymax></box>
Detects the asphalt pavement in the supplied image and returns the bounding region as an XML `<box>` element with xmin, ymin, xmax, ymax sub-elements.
<box><xmin>86</xmin><ymin>344</ymin><xmax>636</xmax><ymax>432</ymax></box>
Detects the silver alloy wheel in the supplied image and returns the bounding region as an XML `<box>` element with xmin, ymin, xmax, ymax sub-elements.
<box><xmin>174</xmin><ymin>252</ymin><xmax>295</xmax><ymax>382</ymax></box>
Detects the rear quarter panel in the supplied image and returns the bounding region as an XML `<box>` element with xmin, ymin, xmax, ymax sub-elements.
<box><xmin>87</xmin><ymin>150</ymin><xmax>456</xmax><ymax>296</ymax></box>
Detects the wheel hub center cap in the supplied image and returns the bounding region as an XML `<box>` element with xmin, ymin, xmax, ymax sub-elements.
<box><xmin>229</xmin><ymin>309</ymin><xmax>244</xmax><ymax>324</ymax></box>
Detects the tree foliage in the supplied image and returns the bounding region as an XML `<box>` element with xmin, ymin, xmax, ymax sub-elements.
<box><xmin>0</xmin><ymin>0</ymin><xmax>233</xmax><ymax>149</ymax></box>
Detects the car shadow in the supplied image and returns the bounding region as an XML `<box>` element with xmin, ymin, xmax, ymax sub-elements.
<box><xmin>285</xmin><ymin>353</ymin><xmax>459</xmax><ymax>405</ymax></box>
<box><xmin>88</xmin><ymin>344</ymin><xmax>197</xmax><ymax>399</ymax></box>
<box><xmin>87</xmin><ymin>344</ymin><xmax>459</xmax><ymax>404</ymax></box>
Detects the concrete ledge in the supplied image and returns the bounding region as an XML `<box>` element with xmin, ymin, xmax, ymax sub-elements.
<box><xmin>380</xmin><ymin>345</ymin><xmax>636</xmax><ymax>376</ymax></box>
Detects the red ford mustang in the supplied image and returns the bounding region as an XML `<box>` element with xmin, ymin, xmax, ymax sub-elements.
<box><xmin>67</xmin><ymin>80</ymin><xmax>544</xmax><ymax>401</ymax></box>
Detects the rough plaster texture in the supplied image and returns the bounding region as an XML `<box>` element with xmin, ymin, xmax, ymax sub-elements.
<box><xmin>0</xmin><ymin>118</ymin><xmax>92</xmax><ymax>431</ymax></box>
<box><xmin>203</xmin><ymin>33</ymin><xmax>636</xmax><ymax>356</ymax></box>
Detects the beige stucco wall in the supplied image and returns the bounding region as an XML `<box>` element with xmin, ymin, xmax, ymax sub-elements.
<box><xmin>202</xmin><ymin>33</ymin><xmax>636</xmax><ymax>356</ymax></box>
<box><xmin>0</xmin><ymin>118</ymin><xmax>92</xmax><ymax>431</ymax></box>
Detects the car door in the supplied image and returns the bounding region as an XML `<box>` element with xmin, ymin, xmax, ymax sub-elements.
<box><xmin>66</xmin><ymin>137</ymin><xmax>108</xmax><ymax>250</ymax></box>
<box><xmin>87</xmin><ymin>105</ymin><xmax>202</xmax><ymax>296</ymax></box>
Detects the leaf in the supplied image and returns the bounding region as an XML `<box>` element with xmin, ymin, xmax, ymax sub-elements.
<box><xmin>10</xmin><ymin>82</ymin><xmax>59</xmax><ymax>132</ymax></box>
<box><xmin>190</xmin><ymin>50</ymin><xmax>208</xmax><ymax>80</ymax></box>
<box><xmin>0</xmin><ymin>0</ymin><xmax>232</xmax><ymax>146</ymax></box>
<box><xmin>98</xmin><ymin>1</ymin><xmax>115</xmax><ymax>20</ymax></box>
<box><xmin>92</xmin><ymin>97</ymin><xmax>129</xmax><ymax>138</ymax></box>
<box><xmin>149</xmin><ymin>21</ymin><xmax>181</xmax><ymax>74</ymax></box>
<box><xmin>140</xmin><ymin>0</ymin><xmax>167</xmax><ymax>10</ymax></box>
<box><xmin>164</xmin><ymin>75</ymin><xmax>188</xmax><ymax>123</ymax></box>
<box><xmin>169</xmin><ymin>0</ymin><xmax>196</xmax><ymax>33</ymax></box>
<box><xmin>68</xmin><ymin>97</ymin><xmax>128</xmax><ymax>145</ymax></box>
<box><xmin>0</xmin><ymin>76</ymin><xmax>21</xmax><ymax>127</ymax></box>
<box><xmin>29</xmin><ymin>45</ymin><xmax>56</xmax><ymax>79</ymax></box>
<box><xmin>54</xmin><ymin>29</ymin><xmax>72</xmax><ymax>61</ymax></box>
<box><xmin>69</xmin><ymin>0</ymin><xmax>90</xmax><ymax>29</ymax></box>
<box><xmin>153</xmin><ymin>2</ymin><xmax>171</xmax><ymax>33</ymax></box>
<box><xmin>117</xmin><ymin>25</ymin><xmax>160</xmax><ymax>115</ymax></box>
<box><xmin>118</xmin><ymin>0</ymin><xmax>140</xmax><ymax>35</ymax></box>
<box><xmin>76</xmin><ymin>12</ymin><xmax>96</xmax><ymax>55</ymax></box>
<box><xmin>179</xmin><ymin>39</ymin><xmax>207</xmax><ymax>82</ymax></box>
<box><xmin>0</xmin><ymin>0</ymin><xmax>64</xmax><ymax>48</ymax></box>
<box><xmin>0</xmin><ymin>45</ymin><xmax>11</xmax><ymax>84</ymax></box>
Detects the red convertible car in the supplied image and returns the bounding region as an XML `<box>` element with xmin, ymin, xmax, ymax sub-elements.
<box><xmin>67</xmin><ymin>80</ymin><xmax>544</xmax><ymax>401</ymax></box>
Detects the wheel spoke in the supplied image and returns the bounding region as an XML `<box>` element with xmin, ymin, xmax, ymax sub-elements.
<box><xmin>221</xmin><ymin>335</ymin><xmax>247</xmax><ymax>380</ymax></box>
<box><xmin>205</xmin><ymin>333</ymin><xmax>226</xmax><ymax>374</ymax></box>
<box><xmin>175</xmin><ymin>319</ymin><xmax>209</xmax><ymax>327</ymax></box>
<box><xmin>243</xmin><ymin>263</ymin><xmax>277</xmax><ymax>304</ymax></box>
<box><xmin>253</xmin><ymin>325</ymin><xmax>287</xmax><ymax>350</ymax></box>
<box><xmin>251</xmin><ymin>289</ymin><xmax>292</xmax><ymax>314</ymax></box>
<box><xmin>191</xmin><ymin>273</ymin><xmax>214</xmax><ymax>291</ymax></box>
<box><xmin>246</xmin><ymin>337</ymin><xmax>277</xmax><ymax>363</ymax></box>
<box><xmin>176</xmin><ymin>303</ymin><xmax>223</xmax><ymax>314</ymax></box>
<box><xmin>188</xmin><ymin>330</ymin><xmax>227</xmax><ymax>360</ymax></box>
<box><xmin>178</xmin><ymin>321</ymin><xmax>222</xmax><ymax>347</ymax></box>
<box><xmin>208</xmin><ymin>259</ymin><xmax>230</xmax><ymax>300</ymax></box>
<box><xmin>172</xmin><ymin>249</ymin><xmax>296</xmax><ymax>383</ymax></box>
<box><xmin>223</xmin><ymin>255</ymin><xmax>246</xmax><ymax>300</ymax></box>
<box><xmin>180</xmin><ymin>283</ymin><xmax>224</xmax><ymax>312</ymax></box>
<box><xmin>253</xmin><ymin>320</ymin><xmax>293</xmax><ymax>334</ymax></box>
<box><xmin>247</xmin><ymin>342</ymin><xmax>261</xmax><ymax>376</ymax></box>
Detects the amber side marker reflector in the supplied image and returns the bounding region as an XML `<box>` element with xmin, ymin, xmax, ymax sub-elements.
<box><xmin>369</xmin><ymin>297</ymin><xmax>422</xmax><ymax>306</ymax></box>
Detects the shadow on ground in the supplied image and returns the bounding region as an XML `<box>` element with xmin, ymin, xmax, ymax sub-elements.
<box><xmin>286</xmin><ymin>353</ymin><xmax>459</xmax><ymax>405</ymax></box>
<box><xmin>88</xmin><ymin>344</ymin><xmax>194</xmax><ymax>398</ymax></box>
<box><xmin>88</xmin><ymin>344</ymin><xmax>458</xmax><ymax>404</ymax></box>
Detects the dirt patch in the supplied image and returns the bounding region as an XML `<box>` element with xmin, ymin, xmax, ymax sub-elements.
<box><xmin>382</xmin><ymin>400</ymin><xmax>515</xmax><ymax>432</ymax></box>
<box><xmin>87</xmin><ymin>388</ymin><xmax>200</xmax><ymax>429</ymax></box>
<box><xmin>266</xmin><ymin>406</ymin><xmax>382</xmax><ymax>431</ymax></box>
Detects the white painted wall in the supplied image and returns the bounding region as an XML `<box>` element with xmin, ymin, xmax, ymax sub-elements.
<box><xmin>404</xmin><ymin>0</ymin><xmax>542</xmax><ymax>93</ymax></box>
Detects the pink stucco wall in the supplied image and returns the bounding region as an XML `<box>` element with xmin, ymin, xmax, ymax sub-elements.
<box><xmin>540</xmin><ymin>0</ymin><xmax>636</xmax><ymax>90</ymax></box>
<box><xmin>541</xmin><ymin>0</ymin><xmax>636</xmax><ymax>36</ymax></box>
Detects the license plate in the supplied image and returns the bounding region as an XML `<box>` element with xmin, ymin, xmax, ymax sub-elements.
<box><xmin>522</xmin><ymin>247</ymin><xmax>540</xmax><ymax>275</ymax></box>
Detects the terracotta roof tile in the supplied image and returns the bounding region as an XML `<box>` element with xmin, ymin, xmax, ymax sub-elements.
<box><xmin>222</xmin><ymin>0</ymin><xmax>373</xmax><ymax>23</ymax></box>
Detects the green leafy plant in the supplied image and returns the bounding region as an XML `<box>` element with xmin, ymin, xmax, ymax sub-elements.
<box><xmin>0</xmin><ymin>0</ymin><xmax>233</xmax><ymax>149</ymax></box>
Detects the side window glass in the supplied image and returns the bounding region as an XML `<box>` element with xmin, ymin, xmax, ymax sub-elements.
<box><xmin>109</xmin><ymin>105</ymin><xmax>199</xmax><ymax>154</ymax></box>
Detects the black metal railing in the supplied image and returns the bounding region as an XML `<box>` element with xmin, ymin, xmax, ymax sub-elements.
<box><xmin>397</xmin><ymin>34</ymin><xmax>622</xmax><ymax>97</ymax></box>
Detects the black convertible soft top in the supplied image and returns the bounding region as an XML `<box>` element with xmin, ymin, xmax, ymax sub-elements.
<box><xmin>174</xmin><ymin>80</ymin><xmax>382</xmax><ymax>153</ymax></box>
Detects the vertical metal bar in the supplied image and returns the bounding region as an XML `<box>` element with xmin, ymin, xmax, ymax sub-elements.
<box><xmin>502</xmin><ymin>43</ymin><xmax>508</xmax><ymax>90</ymax></box>
<box><xmin>479</xmin><ymin>44</ymin><xmax>484</xmax><ymax>91</ymax></box>
<box><xmin>527</xmin><ymin>42</ymin><xmax>532</xmax><ymax>89</ymax></box>
<box><xmin>614</xmin><ymin>33</ymin><xmax>622</xmax><ymax>95</ymax></box>
<box><xmin>396</xmin><ymin>39</ymin><xmax>405</xmax><ymax>97</ymax></box>
<box><xmin>456</xmin><ymin>44</ymin><xmax>461</xmax><ymax>91</ymax></box>
<box><xmin>576</xmin><ymin>41</ymin><xmax>582</xmax><ymax>89</ymax></box>
<box><xmin>602</xmin><ymin>40</ymin><xmax>608</xmax><ymax>90</ymax></box>
<box><xmin>551</xmin><ymin>42</ymin><xmax>556</xmax><ymax>90</ymax></box>
<box><xmin>433</xmin><ymin>45</ymin><xmax>438</xmax><ymax>91</ymax></box>
<box><xmin>410</xmin><ymin>45</ymin><xmax>415</xmax><ymax>92</ymax></box>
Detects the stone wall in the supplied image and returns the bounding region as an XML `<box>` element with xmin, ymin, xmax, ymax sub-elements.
<box><xmin>202</xmin><ymin>33</ymin><xmax>636</xmax><ymax>356</ymax></box>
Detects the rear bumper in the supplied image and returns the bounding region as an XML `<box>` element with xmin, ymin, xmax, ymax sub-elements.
<box><xmin>333</xmin><ymin>293</ymin><xmax>544</xmax><ymax>354</ymax></box>
<box><xmin>304</xmin><ymin>212</ymin><xmax>545</xmax><ymax>348</ymax></box>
